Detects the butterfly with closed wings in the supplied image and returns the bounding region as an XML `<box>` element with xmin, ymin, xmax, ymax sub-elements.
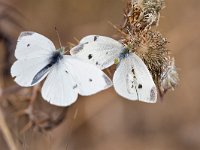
<box><xmin>11</xmin><ymin>32</ymin><xmax>112</xmax><ymax>107</ymax></box>
<box><xmin>70</xmin><ymin>35</ymin><xmax>157</xmax><ymax>103</ymax></box>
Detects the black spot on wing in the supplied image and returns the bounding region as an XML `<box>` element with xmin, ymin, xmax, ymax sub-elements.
<box><xmin>88</xmin><ymin>54</ymin><xmax>93</xmax><ymax>59</ymax></box>
<box><xmin>131</xmin><ymin>68</ymin><xmax>136</xmax><ymax>78</ymax></box>
<box><xmin>131</xmin><ymin>68</ymin><xmax>135</xmax><ymax>74</ymax></box>
<box><xmin>94</xmin><ymin>35</ymin><xmax>99</xmax><ymax>41</ymax></box>
<box><xmin>89</xmin><ymin>78</ymin><xmax>93</xmax><ymax>82</ymax></box>
<box><xmin>138</xmin><ymin>84</ymin><xmax>142</xmax><ymax>89</ymax></box>
<box><xmin>27</xmin><ymin>44</ymin><xmax>30</xmax><ymax>47</ymax></box>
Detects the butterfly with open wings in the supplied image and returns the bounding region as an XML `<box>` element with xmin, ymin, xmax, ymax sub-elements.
<box><xmin>11</xmin><ymin>32</ymin><xmax>112</xmax><ymax>107</ymax></box>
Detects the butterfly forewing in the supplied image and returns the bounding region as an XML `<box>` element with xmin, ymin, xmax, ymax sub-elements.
<box><xmin>15</xmin><ymin>32</ymin><xmax>56</xmax><ymax>59</ymax></box>
<box><xmin>11</xmin><ymin>32</ymin><xmax>56</xmax><ymax>87</ymax></box>
<box><xmin>70</xmin><ymin>35</ymin><xmax>124</xmax><ymax>70</ymax></box>
<box><xmin>11</xmin><ymin>57</ymin><xmax>51</xmax><ymax>87</ymax></box>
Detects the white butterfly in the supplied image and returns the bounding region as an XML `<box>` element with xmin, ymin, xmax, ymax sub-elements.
<box><xmin>11</xmin><ymin>32</ymin><xmax>112</xmax><ymax>107</ymax></box>
<box><xmin>70</xmin><ymin>35</ymin><xmax>157</xmax><ymax>103</ymax></box>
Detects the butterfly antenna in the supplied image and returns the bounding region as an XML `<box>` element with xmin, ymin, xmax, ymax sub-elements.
<box><xmin>55</xmin><ymin>27</ymin><xmax>63</xmax><ymax>48</ymax></box>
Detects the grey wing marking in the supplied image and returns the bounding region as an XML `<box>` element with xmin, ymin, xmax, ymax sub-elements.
<box><xmin>31</xmin><ymin>63</ymin><xmax>53</xmax><ymax>85</ymax></box>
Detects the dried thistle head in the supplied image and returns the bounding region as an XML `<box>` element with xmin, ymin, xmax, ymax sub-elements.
<box><xmin>122</xmin><ymin>0</ymin><xmax>165</xmax><ymax>34</ymax></box>
<box><xmin>142</xmin><ymin>0</ymin><xmax>165</xmax><ymax>12</ymax></box>
<box><xmin>160</xmin><ymin>57</ymin><xmax>179</xmax><ymax>96</ymax></box>
<box><xmin>135</xmin><ymin>31</ymin><xmax>169</xmax><ymax>83</ymax></box>
<box><xmin>120</xmin><ymin>30</ymin><xmax>168</xmax><ymax>84</ymax></box>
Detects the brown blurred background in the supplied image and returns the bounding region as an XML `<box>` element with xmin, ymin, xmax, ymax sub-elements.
<box><xmin>0</xmin><ymin>0</ymin><xmax>200</xmax><ymax>150</ymax></box>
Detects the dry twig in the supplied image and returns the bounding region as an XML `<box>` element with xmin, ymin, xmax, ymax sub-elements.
<box><xmin>0</xmin><ymin>107</ymin><xmax>17</xmax><ymax>150</ymax></box>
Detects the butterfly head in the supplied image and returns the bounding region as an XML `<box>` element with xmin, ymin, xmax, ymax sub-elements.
<box><xmin>115</xmin><ymin>47</ymin><xmax>131</xmax><ymax>65</ymax></box>
<box><xmin>57</xmin><ymin>47</ymin><xmax>66</xmax><ymax>54</ymax></box>
<box><xmin>119</xmin><ymin>47</ymin><xmax>130</xmax><ymax>60</ymax></box>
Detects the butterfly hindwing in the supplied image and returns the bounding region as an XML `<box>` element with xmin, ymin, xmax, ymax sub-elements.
<box><xmin>63</xmin><ymin>55</ymin><xmax>112</xmax><ymax>96</ymax></box>
<box><xmin>11</xmin><ymin>56</ymin><xmax>52</xmax><ymax>87</ymax></box>
<box><xmin>41</xmin><ymin>61</ymin><xmax>79</xmax><ymax>107</ymax></box>
<box><xmin>41</xmin><ymin>55</ymin><xmax>112</xmax><ymax>106</ymax></box>
<box><xmin>113</xmin><ymin>53</ymin><xmax>157</xmax><ymax>103</ymax></box>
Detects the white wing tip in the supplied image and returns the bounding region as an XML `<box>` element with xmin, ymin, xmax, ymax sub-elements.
<box><xmin>42</xmin><ymin>96</ymin><xmax>78</xmax><ymax>107</ymax></box>
<box><xmin>102</xmin><ymin>74</ymin><xmax>113</xmax><ymax>89</ymax></box>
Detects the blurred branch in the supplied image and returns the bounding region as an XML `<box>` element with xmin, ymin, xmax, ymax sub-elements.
<box><xmin>0</xmin><ymin>1</ymin><xmax>26</xmax><ymax>76</ymax></box>
<box><xmin>0</xmin><ymin>107</ymin><xmax>17</xmax><ymax>150</ymax></box>
<box><xmin>0</xmin><ymin>85</ymin><xmax>22</xmax><ymax>100</ymax></box>
<box><xmin>0</xmin><ymin>13</ymin><xmax>24</xmax><ymax>29</ymax></box>
<box><xmin>0</xmin><ymin>1</ymin><xmax>26</xmax><ymax>21</ymax></box>
<box><xmin>65</xmin><ymin>106</ymin><xmax>79</xmax><ymax>149</ymax></box>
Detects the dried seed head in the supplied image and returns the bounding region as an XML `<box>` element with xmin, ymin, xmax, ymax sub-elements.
<box><xmin>143</xmin><ymin>0</ymin><xmax>165</xmax><ymax>12</ymax></box>
<box><xmin>122</xmin><ymin>30</ymin><xmax>168</xmax><ymax>83</ymax></box>
<box><xmin>120</xmin><ymin>26</ymin><xmax>168</xmax><ymax>82</ymax></box>
<box><xmin>160</xmin><ymin>57</ymin><xmax>179</xmax><ymax>95</ymax></box>
<box><xmin>122</xmin><ymin>0</ymin><xmax>165</xmax><ymax>34</ymax></box>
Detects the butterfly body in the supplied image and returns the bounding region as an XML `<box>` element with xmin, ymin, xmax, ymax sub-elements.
<box><xmin>118</xmin><ymin>47</ymin><xmax>130</xmax><ymax>60</ymax></box>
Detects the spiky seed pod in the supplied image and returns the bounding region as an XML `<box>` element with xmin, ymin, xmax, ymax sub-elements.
<box><xmin>140</xmin><ymin>8</ymin><xmax>158</xmax><ymax>26</ymax></box>
<box><xmin>122</xmin><ymin>0</ymin><xmax>165</xmax><ymax>34</ymax></box>
<box><xmin>125</xmin><ymin>30</ymin><xmax>169</xmax><ymax>84</ymax></box>
<box><xmin>143</xmin><ymin>0</ymin><xmax>165</xmax><ymax>12</ymax></box>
